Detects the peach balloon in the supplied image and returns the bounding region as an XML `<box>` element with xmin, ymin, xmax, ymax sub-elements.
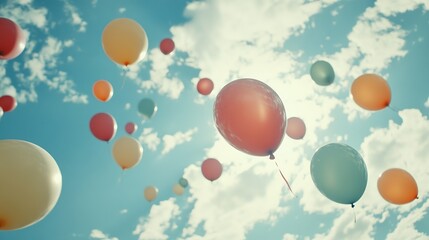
<box><xmin>112</xmin><ymin>136</ymin><xmax>143</xmax><ymax>170</ymax></box>
<box><xmin>197</xmin><ymin>78</ymin><xmax>214</xmax><ymax>95</ymax></box>
<box><xmin>377</xmin><ymin>168</ymin><xmax>418</xmax><ymax>205</ymax></box>
<box><xmin>144</xmin><ymin>186</ymin><xmax>158</xmax><ymax>202</ymax></box>
<box><xmin>351</xmin><ymin>74</ymin><xmax>391</xmax><ymax>111</ymax></box>
<box><xmin>93</xmin><ymin>80</ymin><xmax>113</xmax><ymax>102</ymax></box>
<box><xmin>286</xmin><ymin>117</ymin><xmax>306</xmax><ymax>140</ymax></box>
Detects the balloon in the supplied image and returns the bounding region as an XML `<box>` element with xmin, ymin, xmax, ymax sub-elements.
<box><xmin>351</xmin><ymin>73</ymin><xmax>391</xmax><ymax>111</ymax></box>
<box><xmin>286</xmin><ymin>117</ymin><xmax>306</xmax><ymax>140</ymax></box>
<box><xmin>214</xmin><ymin>78</ymin><xmax>286</xmax><ymax>159</ymax></box>
<box><xmin>201</xmin><ymin>158</ymin><xmax>223</xmax><ymax>182</ymax></box>
<box><xmin>138</xmin><ymin>98</ymin><xmax>157</xmax><ymax>120</ymax></box>
<box><xmin>172</xmin><ymin>183</ymin><xmax>185</xmax><ymax>195</ymax></box>
<box><xmin>0</xmin><ymin>17</ymin><xmax>26</xmax><ymax>60</ymax></box>
<box><xmin>102</xmin><ymin>18</ymin><xmax>148</xmax><ymax>66</ymax></box>
<box><xmin>197</xmin><ymin>78</ymin><xmax>214</xmax><ymax>96</ymax></box>
<box><xmin>144</xmin><ymin>186</ymin><xmax>158</xmax><ymax>202</ymax></box>
<box><xmin>310</xmin><ymin>60</ymin><xmax>335</xmax><ymax>86</ymax></box>
<box><xmin>125</xmin><ymin>122</ymin><xmax>138</xmax><ymax>135</ymax></box>
<box><xmin>311</xmin><ymin>143</ymin><xmax>367</xmax><ymax>206</ymax></box>
<box><xmin>89</xmin><ymin>112</ymin><xmax>117</xmax><ymax>142</ymax></box>
<box><xmin>0</xmin><ymin>107</ymin><xmax>3</xmax><ymax>119</ymax></box>
<box><xmin>178</xmin><ymin>177</ymin><xmax>188</xmax><ymax>188</ymax></box>
<box><xmin>159</xmin><ymin>38</ymin><xmax>175</xmax><ymax>55</ymax></box>
<box><xmin>112</xmin><ymin>136</ymin><xmax>143</xmax><ymax>170</ymax></box>
<box><xmin>0</xmin><ymin>95</ymin><xmax>17</xmax><ymax>112</ymax></box>
<box><xmin>93</xmin><ymin>80</ymin><xmax>113</xmax><ymax>102</ymax></box>
<box><xmin>0</xmin><ymin>140</ymin><xmax>62</xmax><ymax>230</ymax></box>
<box><xmin>377</xmin><ymin>168</ymin><xmax>418</xmax><ymax>205</ymax></box>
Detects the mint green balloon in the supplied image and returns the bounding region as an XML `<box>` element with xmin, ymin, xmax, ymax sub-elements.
<box><xmin>310</xmin><ymin>60</ymin><xmax>335</xmax><ymax>86</ymax></box>
<box><xmin>310</xmin><ymin>143</ymin><xmax>367</xmax><ymax>206</ymax></box>
<box><xmin>138</xmin><ymin>98</ymin><xmax>157</xmax><ymax>119</ymax></box>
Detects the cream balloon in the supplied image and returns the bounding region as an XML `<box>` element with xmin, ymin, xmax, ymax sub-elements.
<box><xmin>144</xmin><ymin>186</ymin><xmax>158</xmax><ymax>202</ymax></box>
<box><xmin>112</xmin><ymin>136</ymin><xmax>143</xmax><ymax>170</ymax></box>
<box><xmin>0</xmin><ymin>140</ymin><xmax>62</xmax><ymax>230</ymax></box>
<box><xmin>102</xmin><ymin>18</ymin><xmax>148</xmax><ymax>66</ymax></box>
<box><xmin>172</xmin><ymin>183</ymin><xmax>185</xmax><ymax>195</ymax></box>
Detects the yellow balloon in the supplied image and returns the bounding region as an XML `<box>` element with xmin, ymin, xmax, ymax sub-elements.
<box><xmin>173</xmin><ymin>183</ymin><xmax>185</xmax><ymax>195</ymax></box>
<box><xmin>144</xmin><ymin>186</ymin><xmax>158</xmax><ymax>202</ymax></box>
<box><xmin>102</xmin><ymin>18</ymin><xmax>148</xmax><ymax>66</ymax></box>
<box><xmin>112</xmin><ymin>136</ymin><xmax>143</xmax><ymax>170</ymax></box>
<box><xmin>0</xmin><ymin>140</ymin><xmax>62</xmax><ymax>230</ymax></box>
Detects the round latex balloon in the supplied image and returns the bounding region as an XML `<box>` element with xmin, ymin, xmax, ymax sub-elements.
<box><xmin>0</xmin><ymin>95</ymin><xmax>17</xmax><ymax>112</ymax></box>
<box><xmin>138</xmin><ymin>98</ymin><xmax>157</xmax><ymax>120</ymax></box>
<box><xmin>311</xmin><ymin>143</ymin><xmax>368</xmax><ymax>206</ymax></box>
<box><xmin>286</xmin><ymin>117</ymin><xmax>306</xmax><ymax>140</ymax></box>
<box><xmin>144</xmin><ymin>186</ymin><xmax>158</xmax><ymax>202</ymax></box>
<box><xmin>0</xmin><ymin>140</ymin><xmax>62</xmax><ymax>230</ymax></box>
<box><xmin>93</xmin><ymin>80</ymin><xmax>113</xmax><ymax>102</ymax></box>
<box><xmin>178</xmin><ymin>177</ymin><xmax>188</xmax><ymax>188</ymax></box>
<box><xmin>125</xmin><ymin>122</ymin><xmax>138</xmax><ymax>135</ymax></box>
<box><xmin>310</xmin><ymin>60</ymin><xmax>335</xmax><ymax>86</ymax></box>
<box><xmin>214</xmin><ymin>78</ymin><xmax>286</xmax><ymax>159</ymax></box>
<box><xmin>159</xmin><ymin>38</ymin><xmax>175</xmax><ymax>55</ymax></box>
<box><xmin>112</xmin><ymin>136</ymin><xmax>143</xmax><ymax>170</ymax></box>
<box><xmin>102</xmin><ymin>18</ymin><xmax>148</xmax><ymax>66</ymax></box>
<box><xmin>377</xmin><ymin>168</ymin><xmax>418</xmax><ymax>205</ymax></box>
<box><xmin>89</xmin><ymin>112</ymin><xmax>117</xmax><ymax>142</ymax></box>
<box><xmin>201</xmin><ymin>158</ymin><xmax>223</xmax><ymax>182</ymax></box>
<box><xmin>197</xmin><ymin>78</ymin><xmax>214</xmax><ymax>96</ymax></box>
<box><xmin>351</xmin><ymin>73</ymin><xmax>391</xmax><ymax>111</ymax></box>
<box><xmin>0</xmin><ymin>17</ymin><xmax>26</xmax><ymax>60</ymax></box>
<box><xmin>173</xmin><ymin>183</ymin><xmax>185</xmax><ymax>195</ymax></box>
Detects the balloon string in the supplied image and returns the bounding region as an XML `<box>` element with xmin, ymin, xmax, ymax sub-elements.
<box><xmin>121</xmin><ymin>66</ymin><xmax>129</xmax><ymax>89</ymax></box>
<box><xmin>352</xmin><ymin>205</ymin><xmax>357</xmax><ymax>224</ymax></box>
<box><xmin>388</xmin><ymin>105</ymin><xmax>399</xmax><ymax>113</ymax></box>
<box><xmin>273</xmin><ymin>160</ymin><xmax>295</xmax><ymax>196</ymax></box>
<box><xmin>117</xmin><ymin>169</ymin><xmax>124</xmax><ymax>184</ymax></box>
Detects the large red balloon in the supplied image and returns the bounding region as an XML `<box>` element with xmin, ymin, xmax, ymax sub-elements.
<box><xmin>197</xmin><ymin>78</ymin><xmax>214</xmax><ymax>95</ymax></box>
<box><xmin>0</xmin><ymin>17</ymin><xmax>26</xmax><ymax>60</ymax></box>
<box><xmin>0</xmin><ymin>95</ymin><xmax>17</xmax><ymax>112</ymax></box>
<box><xmin>201</xmin><ymin>158</ymin><xmax>223</xmax><ymax>181</ymax></box>
<box><xmin>89</xmin><ymin>112</ymin><xmax>117</xmax><ymax>142</ymax></box>
<box><xmin>214</xmin><ymin>79</ymin><xmax>286</xmax><ymax>159</ymax></box>
<box><xmin>159</xmin><ymin>38</ymin><xmax>175</xmax><ymax>55</ymax></box>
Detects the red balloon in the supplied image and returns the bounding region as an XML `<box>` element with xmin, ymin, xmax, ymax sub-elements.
<box><xmin>197</xmin><ymin>78</ymin><xmax>214</xmax><ymax>95</ymax></box>
<box><xmin>89</xmin><ymin>112</ymin><xmax>117</xmax><ymax>142</ymax></box>
<box><xmin>286</xmin><ymin>117</ymin><xmax>306</xmax><ymax>140</ymax></box>
<box><xmin>159</xmin><ymin>38</ymin><xmax>175</xmax><ymax>55</ymax></box>
<box><xmin>0</xmin><ymin>17</ymin><xmax>26</xmax><ymax>60</ymax></box>
<box><xmin>125</xmin><ymin>122</ymin><xmax>137</xmax><ymax>135</ymax></box>
<box><xmin>0</xmin><ymin>95</ymin><xmax>17</xmax><ymax>112</ymax></box>
<box><xmin>201</xmin><ymin>158</ymin><xmax>223</xmax><ymax>181</ymax></box>
<box><xmin>214</xmin><ymin>79</ymin><xmax>286</xmax><ymax>159</ymax></box>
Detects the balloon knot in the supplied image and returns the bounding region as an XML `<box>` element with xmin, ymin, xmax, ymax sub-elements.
<box><xmin>0</xmin><ymin>51</ymin><xmax>3</xmax><ymax>56</ymax></box>
<box><xmin>0</xmin><ymin>218</ymin><xmax>6</xmax><ymax>228</ymax></box>
<box><xmin>351</xmin><ymin>203</ymin><xmax>355</xmax><ymax>208</ymax></box>
<box><xmin>269</xmin><ymin>152</ymin><xmax>275</xmax><ymax>160</ymax></box>
<box><xmin>416</xmin><ymin>196</ymin><xmax>419</xmax><ymax>200</ymax></box>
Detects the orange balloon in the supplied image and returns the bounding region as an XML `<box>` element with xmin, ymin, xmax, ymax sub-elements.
<box><xmin>377</xmin><ymin>168</ymin><xmax>418</xmax><ymax>205</ymax></box>
<box><xmin>93</xmin><ymin>80</ymin><xmax>113</xmax><ymax>102</ymax></box>
<box><xmin>351</xmin><ymin>74</ymin><xmax>391</xmax><ymax>111</ymax></box>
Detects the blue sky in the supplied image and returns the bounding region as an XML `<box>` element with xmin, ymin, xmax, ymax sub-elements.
<box><xmin>1</xmin><ymin>0</ymin><xmax>429</xmax><ymax>239</ymax></box>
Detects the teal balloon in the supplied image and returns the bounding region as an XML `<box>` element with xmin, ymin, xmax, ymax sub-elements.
<box><xmin>310</xmin><ymin>143</ymin><xmax>367</xmax><ymax>206</ymax></box>
<box><xmin>310</xmin><ymin>60</ymin><xmax>335</xmax><ymax>86</ymax></box>
<box><xmin>179</xmin><ymin>177</ymin><xmax>188</xmax><ymax>188</ymax></box>
<box><xmin>138</xmin><ymin>98</ymin><xmax>157</xmax><ymax>119</ymax></box>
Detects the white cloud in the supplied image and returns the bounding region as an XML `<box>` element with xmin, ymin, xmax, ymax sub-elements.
<box><xmin>139</xmin><ymin>128</ymin><xmax>161</xmax><ymax>151</ymax></box>
<box><xmin>64</xmin><ymin>40</ymin><xmax>74</xmax><ymax>47</ymax></box>
<box><xmin>124</xmin><ymin>103</ymin><xmax>131</xmax><ymax>110</ymax></box>
<box><xmin>0</xmin><ymin>1</ymin><xmax>48</xmax><ymax>29</ymax></box>
<box><xmin>118</xmin><ymin>7</ymin><xmax>126</xmax><ymax>13</ymax></box>
<box><xmin>161</xmin><ymin>128</ymin><xmax>198</xmax><ymax>155</ymax></box>
<box><xmin>425</xmin><ymin>97</ymin><xmax>429</xmax><ymax>108</ymax></box>
<box><xmin>64</xmin><ymin>1</ymin><xmax>87</xmax><ymax>32</ymax></box>
<box><xmin>375</xmin><ymin>0</ymin><xmax>429</xmax><ymax>16</ymax></box>
<box><xmin>90</xmin><ymin>229</ymin><xmax>119</xmax><ymax>240</ymax></box>
<box><xmin>133</xmin><ymin>199</ymin><xmax>181</xmax><ymax>240</ymax></box>
<box><xmin>119</xmin><ymin>209</ymin><xmax>128</xmax><ymax>214</ymax></box>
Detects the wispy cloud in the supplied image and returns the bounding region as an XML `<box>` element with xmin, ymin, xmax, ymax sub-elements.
<box><xmin>139</xmin><ymin>128</ymin><xmax>161</xmax><ymax>151</ymax></box>
<box><xmin>161</xmin><ymin>128</ymin><xmax>198</xmax><ymax>155</ymax></box>
<box><xmin>118</xmin><ymin>7</ymin><xmax>126</xmax><ymax>14</ymax></box>
<box><xmin>90</xmin><ymin>229</ymin><xmax>119</xmax><ymax>240</ymax></box>
<box><xmin>64</xmin><ymin>0</ymin><xmax>87</xmax><ymax>32</ymax></box>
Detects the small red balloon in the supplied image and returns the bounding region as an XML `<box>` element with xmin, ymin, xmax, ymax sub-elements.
<box><xmin>125</xmin><ymin>122</ymin><xmax>137</xmax><ymax>135</ymax></box>
<box><xmin>197</xmin><ymin>78</ymin><xmax>214</xmax><ymax>95</ymax></box>
<box><xmin>214</xmin><ymin>79</ymin><xmax>286</xmax><ymax>159</ymax></box>
<box><xmin>0</xmin><ymin>95</ymin><xmax>17</xmax><ymax>112</ymax></box>
<box><xmin>201</xmin><ymin>158</ymin><xmax>223</xmax><ymax>182</ymax></box>
<box><xmin>89</xmin><ymin>112</ymin><xmax>117</xmax><ymax>142</ymax></box>
<box><xmin>286</xmin><ymin>117</ymin><xmax>306</xmax><ymax>140</ymax></box>
<box><xmin>0</xmin><ymin>17</ymin><xmax>26</xmax><ymax>60</ymax></box>
<box><xmin>159</xmin><ymin>38</ymin><xmax>175</xmax><ymax>55</ymax></box>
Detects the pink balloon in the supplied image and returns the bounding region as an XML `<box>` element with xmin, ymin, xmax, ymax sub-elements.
<box><xmin>197</xmin><ymin>78</ymin><xmax>214</xmax><ymax>95</ymax></box>
<box><xmin>286</xmin><ymin>117</ymin><xmax>306</xmax><ymax>140</ymax></box>
<box><xmin>214</xmin><ymin>78</ymin><xmax>286</xmax><ymax>159</ymax></box>
<box><xmin>89</xmin><ymin>112</ymin><xmax>117</xmax><ymax>142</ymax></box>
<box><xmin>125</xmin><ymin>122</ymin><xmax>137</xmax><ymax>135</ymax></box>
<box><xmin>201</xmin><ymin>158</ymin><xmax>223</xmax><ymax>182</ymax></box>
<box><xmin>0</xmin><ymin>17</ymin><xmax>26</xmax><ymax>60</ymax></box>
<box><xmin>0</xmin><ymin>95</ymin><xmax>17</xmax><ymax>112</ymax></box>
<box><xmin>160</xmin><ymin>38</ymin><xmax>175</xmax><ymax>55</ymax></box>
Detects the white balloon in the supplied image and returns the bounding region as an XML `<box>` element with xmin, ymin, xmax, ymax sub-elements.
<box><xmin>0</xmin><ymin>140</ymin><xmax>62</xmax><ymax>230</ymax></box>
